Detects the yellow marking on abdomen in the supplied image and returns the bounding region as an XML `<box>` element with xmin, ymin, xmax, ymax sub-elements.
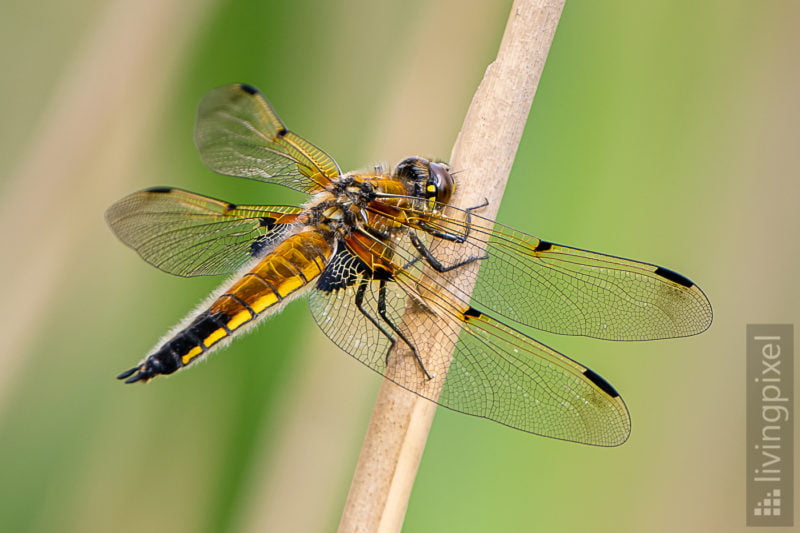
<box><xmin>203</xmin><ymin>328</ymin><xmax>227</xmax><ymax>347</ymax></box>
<box><xmin>181</xmin><ymin>345</ymin><xmax>203</xmax><ymax>365</ymax></box>
<box><xmin>274</xmin><ymin>275</ymin><xmax>303</xmax><ymax>298</ymax></box>
<box><xmin>300</xmin><ymin>254</ymin><xmax>325</xmax><ymax>280</ymax></box>
<box><xmin>251</xmin><ymin>290</ymin><xmax>280</xmax><ymax>314</ymax></box>
<box><xmin>227</xmin><ymin>310</ymin><xmax>253</xmax><ymax>330</ymax></box>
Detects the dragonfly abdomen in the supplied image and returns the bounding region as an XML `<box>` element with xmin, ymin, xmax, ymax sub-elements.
<box><xmin>118</xmin><ymin>231</ymin><xmax>333</xmax><ymax>383</ymax></box>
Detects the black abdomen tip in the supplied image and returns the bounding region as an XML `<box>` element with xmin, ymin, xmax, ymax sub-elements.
<box><xmin>116</xmin><ymin>367</ymin><xmax>138</xmax><ymax>380</ymax></box>
<box><xmin>117</xmin><ymin>365</ymin><xmax>152</xmax><ymax>384</ymax></box>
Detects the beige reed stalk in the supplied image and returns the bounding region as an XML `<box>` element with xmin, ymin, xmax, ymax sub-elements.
<box><xmin>338</xmin><ymin>1</ymin><xmax>566</xmax><ymax>531</ymax></box>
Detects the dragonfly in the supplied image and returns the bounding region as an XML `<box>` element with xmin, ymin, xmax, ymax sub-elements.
<box><xmin>107</xmin><ymin>83</ymin><xmax>712</xmax><ymax>446</ymax></box>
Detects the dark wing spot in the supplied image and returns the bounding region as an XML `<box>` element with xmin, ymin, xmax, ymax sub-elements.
<box><xmin>317</xmin><ymin>245</ymin><xmax>372</xmax><ymax>292</ymax></box>
<box><xmin>533</xmin><ymin>240</ymin><xmax>553</xmax><ymax>252</ymax></box>
<box><xmin>146</xmin><ymin>186</ymin><xmax>173</xmax><ymax>194</ymax></box>
<box><xmin>240</xmin><ymin>83</ymin><xmax>259</xmax><ymax>95</ymax></box>
<box><xmin>317</xmin><ymin>268</ymin><xmax>353</xmax><ymax>292</ymax></box>
<box><xmin>463</xmin><ymin>306</ymin><xmax>483</xmax><ymax>320</ymax></box>
<box><xmin>372</xmin><ymin>268</ymin><xmax>393</xmax><ymax>281</ymax></box>
<box><xmin>275</xmin><ymin>127</ymin><xmax>288</xmax><ymax>138</ymax></box>
<box><xmin>654</xmin><ymin>266</ymin><xmax>693</xmax><ymax>288</ymax></box>
<box><xmin>250</xmin><ymin>218</ymin><xmax>277</xmax><ymax>256</ymax></box>
<box><xmin>250</xmin><ymin>235</ymin><xmax>269</xmax><ymax>257</ymax></box>
<box><xmin>583</xmin><ymin>368</ymin><xmax>620</xmax><ymax>398</ymax></box>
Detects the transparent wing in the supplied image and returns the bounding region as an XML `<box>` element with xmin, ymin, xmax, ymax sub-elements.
<box><xmin>106</xmin><ymin>187</ymin><xmax>303</xmax><ymax>277</ymax></box>
<box><xmin>194</xmin><ymin>83</ymin><xmax>341</xmax><ymax>194</ymax></box>
<box><xmin>309</xmin><ymin>237</ymin><xmax>630</xmax><ymax>446</ymax></box>
<box><xmin>370</xmin><ymin>201</ymin><xmax>713</xmax><ymax>341</ymax></box>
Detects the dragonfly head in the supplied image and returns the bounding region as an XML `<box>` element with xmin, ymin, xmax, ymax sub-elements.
<box><xmin>394</xmin><ymin>157</ymin><xmax>455</xmax><ymax>210</ymax></box>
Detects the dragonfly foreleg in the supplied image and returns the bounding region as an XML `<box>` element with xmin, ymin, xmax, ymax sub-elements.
<box><xmin>416</xmin><ymin>198</ymin><xmax>489</xmax><ymax>243</ymax></box>
<box><xmin>409</xmin><ymin>232</ymin><xmax>487</xmax><ymax>273</ymax></box>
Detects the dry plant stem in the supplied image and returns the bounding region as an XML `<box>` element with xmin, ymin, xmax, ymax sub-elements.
<box><xmin>338</xmin><ymin>0</ymin><xmax>566</xmax><ymax>531</ymax></box>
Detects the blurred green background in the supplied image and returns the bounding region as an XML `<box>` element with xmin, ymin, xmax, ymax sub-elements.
<box><xmin>1</xmin><ymin>0</ymin><xmax>797</xmax><ymax>531</ymax></box>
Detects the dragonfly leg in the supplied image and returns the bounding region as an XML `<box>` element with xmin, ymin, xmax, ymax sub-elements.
<box><xmin>410</xmin><ymin>232</ymin><xmax>487</xmax><ymax>273</ymax></box>
<box><xmin>354</xmin><ymin>277</ymin><xmax>397</xmax><ymax>352</ymax></box>
<box><xmin>417</xmin><ymin>198</ymin><xmax>489</xmax><ymax>243</ymax></box>
<box><xmin>376</xmin><ymin>279</ymin><xmax>434</xmax><ymax>380</ymax></box>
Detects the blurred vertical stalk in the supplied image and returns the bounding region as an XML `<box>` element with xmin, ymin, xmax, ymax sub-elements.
<box><xmin>337</xmin><ymin>0</ymin><xmax>566</xmax><ymax>531</ymax></box>
<box><xmin>0</xmin><ymin>0</ymin><xmax>214</xmax><ymax>414</ymax></box>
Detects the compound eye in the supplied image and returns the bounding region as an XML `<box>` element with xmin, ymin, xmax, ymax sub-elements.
<box><xmin>428</xmin><ymin>162</ymin><xmax>455</xmax><ymax>206</ymax></box>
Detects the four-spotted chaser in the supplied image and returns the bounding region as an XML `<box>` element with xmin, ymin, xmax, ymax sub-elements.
<box><xmin>107</xmin><ymin>83</ymin><xmax>712</xmax><ymax>446</ymax></box>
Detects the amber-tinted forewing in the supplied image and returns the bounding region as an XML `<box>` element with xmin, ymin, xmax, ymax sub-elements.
<box><xmin>309</xmin><ymin>238</ymin><xmax>630</xmax><ymax>446</ymax></box>
<box><xmin>194</xmin><ymin>84</ymin><xmax>341</xmax><ymax>194</ymax></box>
<box><xmin>106</xmin><ymin>187</ymin><xmax>303</xmax><ymax>277</ymax></box>
<box><xmin>375</xmin><ymin>202</ymin><xmax>713</xmax><ymax>341</ymax></box>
